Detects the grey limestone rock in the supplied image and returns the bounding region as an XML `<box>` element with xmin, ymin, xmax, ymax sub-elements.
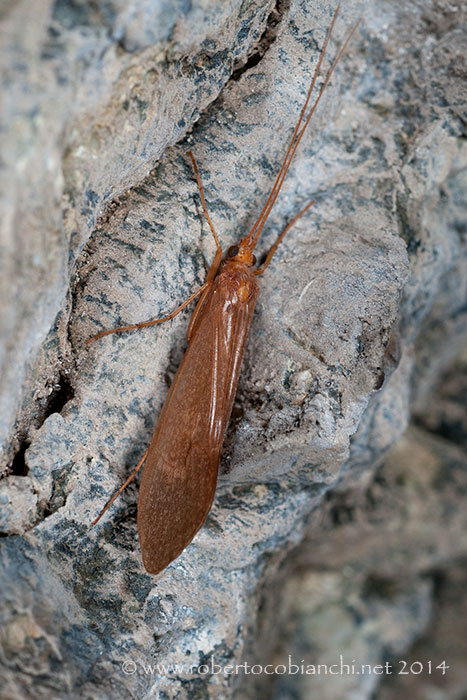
<box><xmin>0</xmin><ymin>0</ymin><xmax>465</xmax><ymax>698</ymax></box>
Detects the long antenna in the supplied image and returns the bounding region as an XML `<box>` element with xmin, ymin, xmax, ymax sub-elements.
<box><xmin>244</xmin><ymin>6</ymin><xmax>360</xmax><ymax>250</ymax></box>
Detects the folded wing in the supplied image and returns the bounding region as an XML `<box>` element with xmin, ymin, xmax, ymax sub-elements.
<box><xmin>138</xmin><ymin>268</ymin><xmax>258</xmax><ymax>574</ymax></box>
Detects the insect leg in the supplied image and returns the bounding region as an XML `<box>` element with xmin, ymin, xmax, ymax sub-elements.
<box><xmin>87</xmin><ymin>151</ymin><xmax>223</xmax><ymax>346</ymax></box>
<box><xmin>91</xmin><ymin>447</ymin><xmax>149</xmax><ymax>527</ymax></box>
<box><xmin>86</xmin><ymin>280</ymin><xmax>210</xmax><ymax>344</ymax></box>
<box><xmin>254</xmin><ymin>200</ymin><xmax>316</xmax><ymax>276</ymax></box>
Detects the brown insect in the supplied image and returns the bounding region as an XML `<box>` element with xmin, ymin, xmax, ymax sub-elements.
<box><xmin>88</xmin><ymin>5</ymin><xmax>359</xmax><ymax>574</ymax></box>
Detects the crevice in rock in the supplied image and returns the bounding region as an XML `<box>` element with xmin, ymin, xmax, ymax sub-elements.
<box><xmin>231</xmin><ymin>0</ymin><xmax>291</xmax><ymax>81</ymax></box>
<box><xmin>41</xmin><ymin>469</ymin><xmax>70</xmax><ymax>520</ymax></box>
<box><xmin>43</xmin><ymin>371</ymin><xmax>75</xmax><ymax>420</ymax></box>
<box><xmin>395</xmin><ymin>190</ymin><xmax>420</xmax><ymax>255</ymax></box>
<box><xmin>6</xmin><ymin>369</ymin><xmax>75</xmax><ymax>479</ymax></box>
<box><xmin>11</xmin><ymin>439</ymin><xmax>31</xmax><ymax>477</ymax></box>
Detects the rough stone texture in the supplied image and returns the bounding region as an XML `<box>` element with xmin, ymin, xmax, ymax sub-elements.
<box><xmin>249</xmin><ymin>426</ymin><xmax>467</xmax><ymax>699</ymax></box>
<box><xmin>0</xmin><ymin>0</ymin><xmax>466</xmax><ymax>698</ymax></box>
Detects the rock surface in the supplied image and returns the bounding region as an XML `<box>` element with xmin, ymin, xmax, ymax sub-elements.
<box><xmin>0</xmin><ymin>0</ymin><xmax>465</xmax><ymax>698</ymax></box>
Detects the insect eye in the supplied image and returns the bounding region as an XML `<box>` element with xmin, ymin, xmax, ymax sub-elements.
<box><xmin>228</xmin><ymin>245</ymin><xmax>239</xmax><ymax>258</ymax></box>
<box><xmin>252</xmin><ymin>254</ymin><xmax>257</xmax><ymax>266</ymax></box>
